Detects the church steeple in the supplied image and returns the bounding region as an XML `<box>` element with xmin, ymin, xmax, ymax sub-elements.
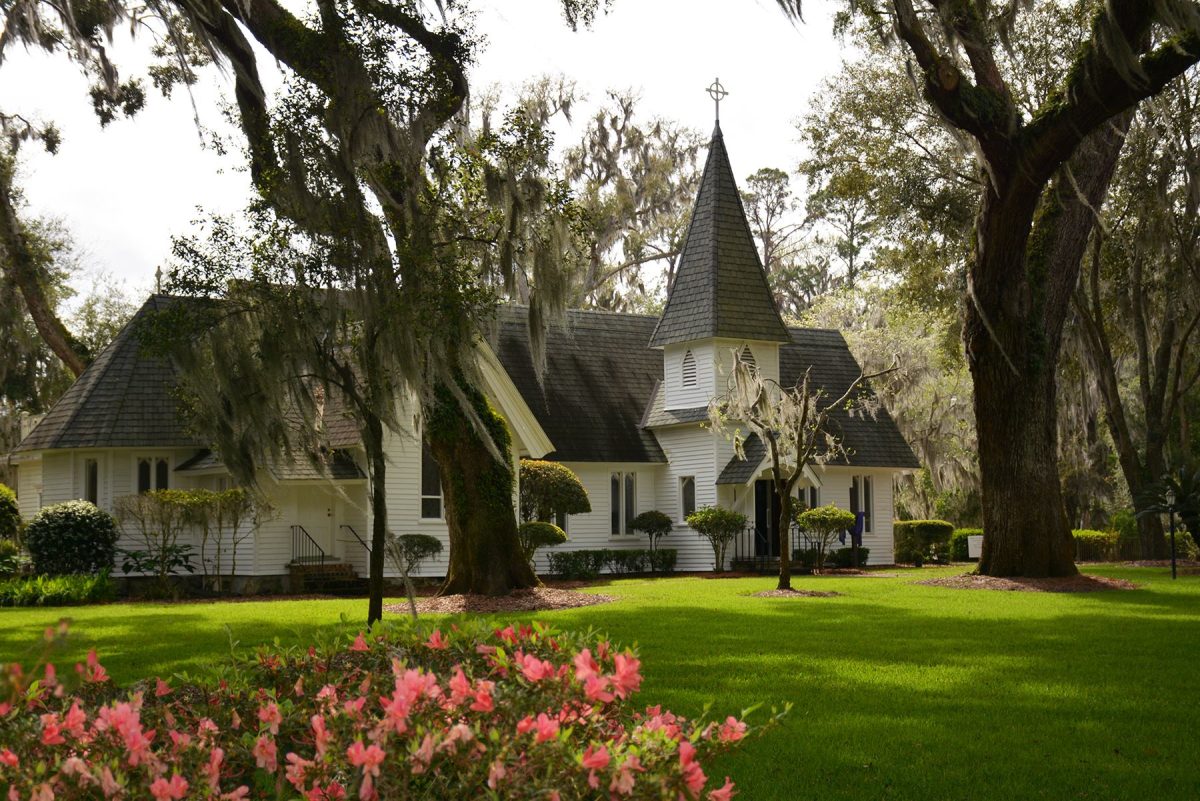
<box><xmin>649</xmin><ymin>119</ymin><xmax>789</xmax><ymax>348</ymax></box>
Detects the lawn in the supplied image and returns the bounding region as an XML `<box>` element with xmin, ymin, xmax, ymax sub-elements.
<box><xmin>2</xmin><ymin>566</ymin><xmax>1198</xmax><ymax>800</ymax></box>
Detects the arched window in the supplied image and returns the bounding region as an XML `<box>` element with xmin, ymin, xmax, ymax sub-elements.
<box><xmin>739</xmin><ymin>345</ymin><xmax>757</xmax><ymax>372</ymax></box>
<box><xmin>681</xmin><ymin>349</ymin><xmax>698</xmax><ymax>387</ymax></box>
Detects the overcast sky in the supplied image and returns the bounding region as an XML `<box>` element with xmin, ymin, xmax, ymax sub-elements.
<box><xmin>0</xmin><ymin>0</ymin><xmax>850</xmax><ymax>299</ymax></box>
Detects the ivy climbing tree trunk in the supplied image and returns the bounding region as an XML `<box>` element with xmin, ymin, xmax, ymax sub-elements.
<box><xmin>427</xmin><ymin>381</ymin><xmax>538</xmax><ymax>596</ymax></box>
<box><xmin>364</xmin><ymin>412</ymin><xmax>387</xmax><ymax>625</ymax></box>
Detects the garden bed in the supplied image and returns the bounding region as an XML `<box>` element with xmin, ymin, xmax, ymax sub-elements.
<box><xmin>386</xmin><ymin>586</ymin><xmax>616</xmax><ymax>614</ymax></box>
<box><xmin>751</xmin><ymin>588</ymin><xmax>842</xmax><ymax>598</ymax></box>
<box><xmin>915</xmin><ymin>573</ymin><xmax>1138</xmax><ymax>592</ymax></box>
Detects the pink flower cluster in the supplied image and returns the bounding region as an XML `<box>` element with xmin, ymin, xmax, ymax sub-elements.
<box><xmin>0</xmin><ymin>620</ymin><xmax>778</xmax><ymax>800</ymax></box>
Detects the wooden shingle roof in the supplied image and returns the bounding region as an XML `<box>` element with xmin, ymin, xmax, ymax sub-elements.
<box><xmin>649</xmin><ymin>123</ymin><xmax>790</xmax><ymax>347</ymax></box>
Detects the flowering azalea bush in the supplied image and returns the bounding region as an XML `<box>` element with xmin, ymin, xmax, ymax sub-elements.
<box><xmin>0</xmin><ymin>620</ymin><xmax>783</xmax><ymax>799</ymax></box>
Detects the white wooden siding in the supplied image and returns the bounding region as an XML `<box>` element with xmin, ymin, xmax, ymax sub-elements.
<box><xmin>663</xmin><ymin>342</ymin><xmax>715</xmax><ymax>409</ymax></box>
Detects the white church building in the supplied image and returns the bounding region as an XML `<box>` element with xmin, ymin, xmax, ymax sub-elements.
<box><xmin>9</xmin><ymin>123</ymin><xmax>918</xmax><ymax>584</ymax></box>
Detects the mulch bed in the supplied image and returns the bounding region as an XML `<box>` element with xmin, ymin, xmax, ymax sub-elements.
<box><xmin>751</xmin><ymin>588</ymin><xmax>842</xmax><ymax>598</ymax></box>
<box><xmin>385</xmin><ymin>587</ymin><xmax>617</xmax><ymax>615</ymax></box>
<box><xmin>1123</xmin><ymin>560</ymin><xmax>1200</xmax><ymax>568</ymax></box>
<box><xmin>915</xmin><ymin>573</ymin><xmax>1138</xmax><ymax>592</ymax></box>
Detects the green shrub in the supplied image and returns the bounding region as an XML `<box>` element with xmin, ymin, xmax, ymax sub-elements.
<box><xmin>546</xmin><ymin>550</ymin><xmax>608</xmax><ymax>580</ymax></box>
<box><xmin>0</xmin><ymin>572</ymin><xmax>116</xmax><ymax>607</ymax></box>
<box><xmin>647</xmin><ymin>548</ymin><xmax>677</xmax><ymax>574</ymax></box>
<box><xmin>606</xmin><ymin>549</ymin><xmax>648</xmax><ymax>575</ymax></box>
<box><xmin>384</xmin><ymin>533</ymin><xmax>443</xmax><ymax>575</ymax></box>
<box><xmin>893</xmin><ymin>519</ymin><xmax>954</xmax><ymax>566</ymax></box>
<box><xmin>519</xmin><ymin>460</ymin><xmax>591</xmax><ymax>522</ymax></box>
<box><xmin>0</xmin><ymin>483</ymin><xmax>19</xmax><ymax>542</ymax></box>
<box><xmin>517</xmin><ymin>521</ymin><xmax>568</xmax><ymax>564</ymax></box>
<box><xmin>1072</xmin><ymin>529</ymin><xmax>1118</xmax><ymax>561</ymax></box>
<box><xmin>792</xmin><ymin>548</ymin><xmax>819</xmax><ymax>569</ymax></box>
<box><xmin>796</xmin><ymin>505</ymin><xmax>857</xmax><ymax>571</ymax></box>
<box><xmin>686</xmin><ymin>506</ymin><xmax>747</xmax><ymax>572</ymax></box>
<box><xmin>0</xmin><ymin>539</ymin><xmax>28</xmax><ymax>578</ymax></box>
<box><xmin>827</xmin><ymin>546</ymin><xmax>871</xmax><ymax>569</ymax></box>
<box><xmin>630</xmin><ymin>510</ymin><xmax>673</xmax><ymax>551</ymax></box>
<box><xmin>950</xmin><ymin>528</ymin><xmax>983</xmax><ymax>561</ymax></box>
<box><xmin>1167</xmin><ymin>529</ymin><xmax>1200</xmax><ymax>560</ymax></box>
<box><xmin>24</xmin><ymin>501</ymin><xmax>120</xmax><ymax>576</ymax></box>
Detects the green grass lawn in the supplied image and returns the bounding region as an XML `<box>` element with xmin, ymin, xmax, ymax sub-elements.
<box><xmin>2</xmin><ymin>566</ymin><xmax>1198</xmax><ymax>800</ymax></box>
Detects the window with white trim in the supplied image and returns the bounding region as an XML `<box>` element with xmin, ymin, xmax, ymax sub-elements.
<box><xmin>421</xmin><ymin>445</ymin><xmax>442</xmax><ymax>519</ymax></box>
<box><xmin>610</xmin><ymin>471</ymin><xmax>638</xmax><ymax>535</ymax></box>
<box><xmin>680</xmin><ymin>476</ymin><xmax>696</xmax><ymax>520</ymax></box>
<box><xmin>681</xmin><ymin>350</ymin><xmax>698</xmax><ymax>387</ymax></box>
<box><xmin>806</xmin><ymin>485</ymin><xmax>819</xmax><ymax>510</ymax></box>
<box><xmin>137</xmin><ymin>457</ymin><xmax>169</xmax><ymax>493</ymax></box>
<box><xmin>849</xmin><ymin>475</ymin><xmax>873</xmax><ymax>533</ymax></box>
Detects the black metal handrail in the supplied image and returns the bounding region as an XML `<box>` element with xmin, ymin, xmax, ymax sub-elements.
<box><xmin>291</xmin><ymin>525</ymin><xmax>326</xmax><ymax>566</ymax></box>
<box><xmin>340</xmin><ymin>524</ymin><xmax>370</xmax><ymax>555</ymax></box>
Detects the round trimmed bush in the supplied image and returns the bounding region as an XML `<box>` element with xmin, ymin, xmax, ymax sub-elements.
<box><xmin>630</xmin><ymin>510</ymin><xmax>673</xmax><ymax>551</ymax></box>
<box><xmin>518</xmin><ymin>521</ymin><xmax>568</xmax><ymax>563</ymax></box>
<box><xmin>24</xmin><ymin>501</ymin><xmax>119</xmax><ymax>576</ymax></box>
<box><xmin>384</xmin><ymin>533</ymin><xmax>443</xmax><ymax>576</ymax></box>
<box><xmin>519</xmin><ymin>460</ymin><xmax>591</xmax><ymax>522</ymax></box>
<box><xmin>0</xmin><ymin>483</ymin><xmax>19</xmax><ymax>541</ymax></box>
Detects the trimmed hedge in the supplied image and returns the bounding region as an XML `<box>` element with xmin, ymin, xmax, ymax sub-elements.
<box><xmin>894</xmin><ymin>519</ymin><xmax>954</xmax><ymax>566</ymax></box>
<box><xmin>0</xmin><ymin>483</ymin><xmax>18</xmax><ymax>541</ymax></box>
<box><xmin>24</xmin><ymin>501</ymin><xmax>120</xmax><ymax>576</ymax></box>
<box><xmin>546</xmin><ymin>548</ymin><xmax>677</xmax><ymax>579</ymax></box>
<box><xmin>951</xmin><ymin>528</ymin><xmax>983</xmax><ymax>561</ymax></box>
<box><xmin>1072</xmin><ymin>529</ymin><xmax>1118</xmax><ymax>561</ymax></box>
<box><xmin>0</xmin><ymin>573</ymin><xmax>115</xmax><ymax>607</ymax></box>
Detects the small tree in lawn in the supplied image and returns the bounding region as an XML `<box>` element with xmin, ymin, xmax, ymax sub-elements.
<box><xmin>519</xmin><ymin>460</ymin><xmax>591</xmax><ymax>523</ymax></box>
<box><xmin>630</xmin><ymin>510</ymin><xmax>673</xmax><ymax>553</ymax></box>
<box><xmin>796</xmin><ymin>505</ymin><xmax>856</xmax><ymax>573</ymax></box>
<box><xmin>687</xmin><ymin>506</ymin><xmax>746</xmax><ymax>572</ymax></box>
<box><xmin>709</xmin><ymin>353</ymin><xmax>894</xmax><ymax>590</ymax></box>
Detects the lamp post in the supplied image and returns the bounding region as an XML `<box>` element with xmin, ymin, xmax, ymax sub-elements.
<box><xmin>1167</xmin><ymin>487</ymin><xmax>1177</xmax><ymax>580</ymax></box>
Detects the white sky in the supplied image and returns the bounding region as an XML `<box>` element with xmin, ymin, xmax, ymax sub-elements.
<box><xmin>0</xmin><ymin>0</ymin><xmax>850</xmax><ymax>295</ymax></box>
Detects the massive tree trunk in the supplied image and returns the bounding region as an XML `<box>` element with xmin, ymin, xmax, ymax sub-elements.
<box><xmin>970</xmin><ymin>118</ymin><xmax>1130</xmax><ymax>577</ymax></box>
<box><xmin>428</xmin><ymin>381</ymin><xmax>537</xmax><ymax>596</ymax></box>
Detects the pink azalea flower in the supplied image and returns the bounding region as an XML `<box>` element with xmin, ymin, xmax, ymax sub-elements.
<box><xmin>253</xmin><ymin>734</ymin><xmax>278</xmax><ymax>772</ymax></box>
<box><xmin>471</xmin><ymin>680</ymin><xmax>495</xmax><ymax>712</ymax></box>
<box><xmin>534</xmin><ymin>712</ymin><xmax>560</xmax><ymax>743</ymax></box>
<box><xmin>709</xmin><ymin>777</ymin><xmax>737</xmax><ymax>801</ymax></box>
<box><xmin>99</xmin><ymin>766</ymin><xmax>121</xmax><ymax>797</ymax></box>
<box><xmin>518</xmin><ymin>653</ymin><xmax>555</xmax><ymax>682</ymax></box>
<box><xmin>516</xmin><ymin>715</ymin><xmax>536</xmax><ymax>734</ymax></box>
<box><xmin>203</xmin><ymin>747</ymin><xmax>225</xmax><ymax>791</ymax></box>
<box><xmin>679</xmin><ymin>741</ymin><xmax>706</xmax><ymax>795</ymax></box>
<box><xmin>346</xmin><ymin>741</ymin><xmax>385</xmax><ymax>777</ymax></box>
<box><xmin>448</xmin><ymin>666</ymin><xmax>472</xmax><ymax>706</ymax></box>
<box><xmin>581</xmin><ymin>744</ymin><xmax>610</xmax><ymax>770</ymax></box>
<box><xmin>584</xmin><ymin>675</ymin><xmax>614</xmax><ymax>704</ymax></box>
<box><xmin>411</xmin><ymin>733</ymin><xmax>435</xmax><ymax>774</ymax></box>
<box><xmin>286</xmin><ymin>752</ymin><xmax>314</xmax><ymax>790</ymax></box>
<box><xmin>155</xmin><ymin>678</ymin><xmax>172</xmax><ymax>697</ymax></box>
<box><xmin>149</xmin><ymin>775</ymin><xmax>189</xmax><ymax>801</ymax></box>
<box><xmin>487</xmin><ymin>759</ymin><xmax>507</xmax><ymax>789</ymax></box>
<box><xmin>610</xmin><ymin>755</ymin><xmax>642</xmax><ymax>796</ymax></box>
<box><xmin>258</xmin><ymin>701</ymin><xmax>283</xmax><ymax>734</ymax></box>
<box><xmin>221</xmin><ymin>788</ymin><xmax>250</xmax><ymax>801</ymax></box>
<box><xmin>573</xmin><ymin>648</ymin><xmax>600</xmax><ymax>683</ymax></box>
<box><xmin>43</xmin><ymin>663</ymin><xmax>57</xmax><ymax>687</ymax></box>
<box><xmin>717</xmin><ymin>716</ymin><xmax>747</xmax><ymax>743</ymax></box>
<box><xmin>0</xmin><ymin>749</ymin><xmax>17</xmax><ymax>768</ymax></box>
<box><xmin>350</xmin><ymin>632</ymin><xmax>370</xmax><ymax>652</ymax></box>
<box><xmin>63</xmin><ymin>701</ymin><xmax>86</xmax><ymax>737</ymax></box>
<box><xmin>426</xmin><ymin>629</ymin><xmax>449</xmax><ymax>649</ymax></box>
<box><xmin>30</xmin><ymin>784</ymin><xmax>53</xmax><ymax>801</ymax></box>
<box><xmin>611</xmin><ymin>653</ymin><xmax>642</xmax><ymax>699</ymax></box>
<box><xmin>311</xmin><ymin>714</ymin><xmax>331</xmax><ymax>756</ymax></box>
<box><xmin>39</xmin><ymin>713</ymin><xmax>65</xmax><ymax>746</ymax></box>
<box><xmin>294</xmin><ymin>677</ymin><xmax>305</xmax><ymax>697</ymax></box>
<box><xmin>84</xmin><ymin>649</ymin><xmax>109</xmax><ymax>683</ymax></box>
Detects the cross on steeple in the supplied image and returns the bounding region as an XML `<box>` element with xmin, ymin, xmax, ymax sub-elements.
<box><xmin>706</xmin><ymin>78</ymin><xmax>728</xmax><ymax>122</ymax></box>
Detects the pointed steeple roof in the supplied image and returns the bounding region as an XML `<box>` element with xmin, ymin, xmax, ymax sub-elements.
<box><xmin>649</xmin><ymin>122</ymin><xmax>790</xmax><ymax>347</ymax></box>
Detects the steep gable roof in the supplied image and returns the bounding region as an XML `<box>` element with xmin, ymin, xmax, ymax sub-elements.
<box><xmin>649</xmin><ymin>123</ymin><xmax>790</xmax><ymax>347</ymax></box>
<box><xmin>15</xmin><ymin>295</ymin><xmax>202</xmax><ymax>453</ymax></box>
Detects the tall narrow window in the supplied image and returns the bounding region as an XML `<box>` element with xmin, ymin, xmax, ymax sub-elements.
<box><xmin>137</xmin><ymin>457</ymin><xmax>169</xmax><ymax>493</ymax></box>
<box><xmin>807</xmin><ymin>486</ymin><xmax>819</xmax><ymax>510</ymax></box>
<box><xmin>680</xmin><ymin>476</ymin><xmax>696</xmax><ymax>520</ymax></box>
<box><xmin>681</xmin><ymin>350</ymin><xmax>697</xmax><ymax>387</ymax></box>
<box><xmin>850</xmin><ymin>475</ymin><xmax>873</xmax><ymax>533</ymax></box>
<box><xmin>610</xmin><ymin>473</ymin><xmax>621</xmax><ymax>535</ymax></box>
<box><xmin>84</xmin><ymin>459</ymin><xmax>99</xmax><ymax>505</ymax></box>
<box><xmin>850</xmin><ymin>476</ymin><xmax>861</xmax><ymax>517</ymax></box>
<box><xmin>421</xmin><ymin>445</ymin><xmax>442</xmax><ymax>519</ymax></box>
<box><xmin>610</xmin><ymin>471</ymin><xmax>639</xmax><ymax>535</ymax></box>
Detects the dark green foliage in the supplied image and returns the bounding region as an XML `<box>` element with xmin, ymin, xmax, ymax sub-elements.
<box><xmin>24</xmin><ymin>501</ymin><xmax>119</xmax><ymax>576</ymax></box>
<box><xmin>518</xmin><ymin>521</ymin><xmax>568</xmax><ymax>564</ymax></box>
<box><xmin>686</xmin><ymin>506</ymin><xmax>747</xmax><ymax>572</ymax></box>
<box><xmin>118</xmin><ymin>546</ymin><xmax>196</xmax><ymax>578</ymax></box>
<box><xmin>0</xmin><ymin>572</ymin><xmax>115</xmax><ymax>607</ymax></box>
<box><xmin>796</xmin><ymin>505</ymin><xmax>857</xmax><ymax>571</ymax></box>
<box><xmin>629</xmin><ymin>510</ymin><xmax>673</xmax><ymax>551</ymax></box>
<box><xmin>385</xmin><ymin>534</ymin><xmax>444</xmax><ymax>576</ymax></box>
<box><xmin>893</xmin><ymin>519</ymin><xmax>954</xmax><ymax>566</ymax></box>
<box><xmin>1167</xmin><ymin>530</ymin><xmax>1200</xmax><ymax>560</ymax></box>
<box><xmin>1072</xmin><ymin>529</ymin><xmax>1118</xmax><ymax>561</ymax></box>
<box><xmin>828</xmin><ymin>547</ymin><xmax>872</xmax><ymax>569</ymax></box>
<box><xmin>951</xmin><ymin>528</ymin><xmax>983</xmax><ymax>561</ymax></box>
<box><xmin>519</xmin><ymin>460</ymin><xmax>591</xmax><ymax>523</ymax></box>
<box><xmin>544</xmin><ymin>548</ymin><xmax>677</xmax><ymax>579</ymax></box>
<box><xmin>0</xmin><ymin>539</ymin><xmax>26</xmax><ymax>577</ymax></box>
<box><xmin>0</xmin><ymin>483</ymin><xmax>19</xmax><ymax>541</ymax></box>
